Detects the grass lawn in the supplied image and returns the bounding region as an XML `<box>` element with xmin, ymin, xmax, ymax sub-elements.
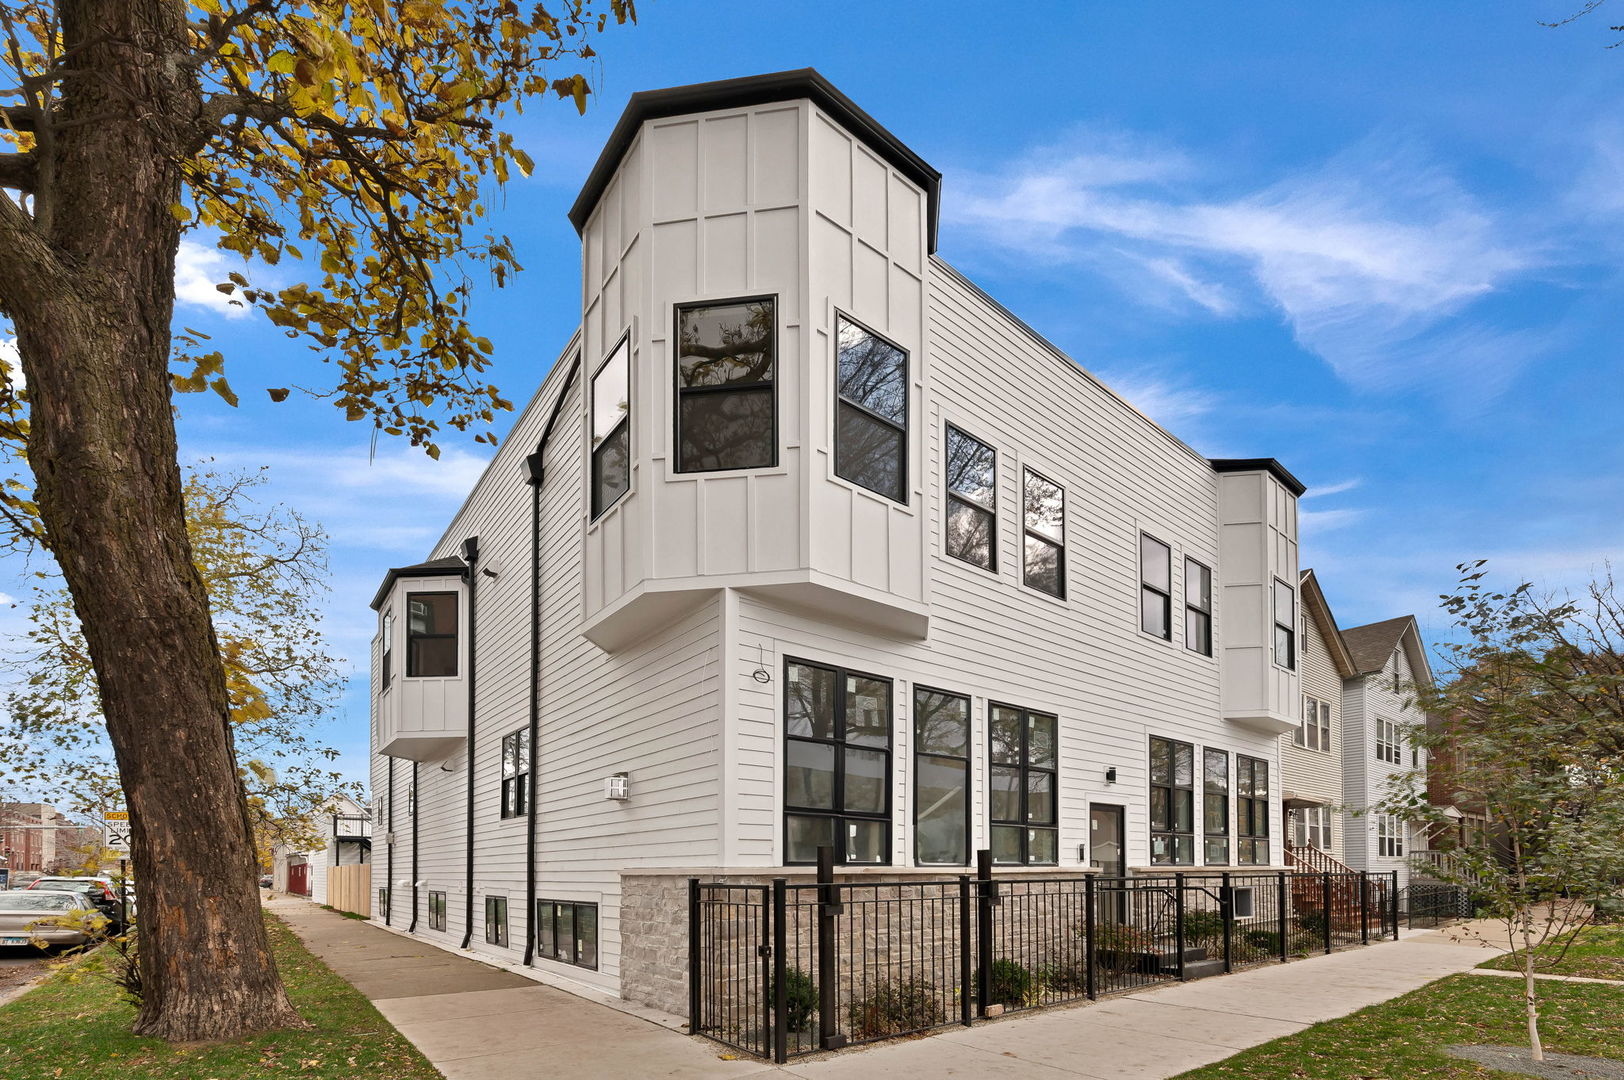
<box><xmin>1171</xmin><ymin>973</ymin><xmax>1624</xmax><ymax>1078</ymax></box>
<box><xmin>1477</xmin><ymin>924</ymin><xmax>1624</xmax><ymax>982</ymax></box>
<box><xmin>0</xmin><ymin>912</ymin><xmax>442</xmax><ymax>1080</ymax></box>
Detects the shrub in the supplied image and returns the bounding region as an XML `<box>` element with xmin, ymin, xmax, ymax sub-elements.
<box><xmin>1242</xmin><ymin>928</ymin><xmax>1281</xmax><ymax>954</ymax></box>
<box><xmin>845</xmin><ymin>976</ymin><xmax>945</xmax><ymax>1040</ymax></box>
<box><xmin>973</xmin><ymin>958</ymin><xmax>1033</xmax><ymax>1009</ymax></box>
<box><xmin>783</xmin><ymin>966</ymin><xmax>817</xmax><ymax>1033</ymax></box>
<box><xmin>1092</xmin><ymin>921</ymin><xmax>1158</xmax><ymax>953</ymax></box>
<box><xmin>1296</xmin><ymin>909</ymin><xmax>1329</xmax><ymax>936</ymax></box>
<box><xmin>1182</xmin><ymin>908</ymin><xmax>1227</xmax><ymax>944</ymax></box>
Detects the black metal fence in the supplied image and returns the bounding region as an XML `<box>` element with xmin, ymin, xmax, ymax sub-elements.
<box><xmin>689</xmin><ymin>850</ymin><xmax>1402</xmax><ymax>1062</ymax></box>
<box><xmin>1398</xmin><ymin>883</ymin><xmax>1473</xmax><ymax>928</ymax></box>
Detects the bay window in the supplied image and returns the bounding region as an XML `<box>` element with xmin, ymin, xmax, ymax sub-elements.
<box><xmin>834</xmin><ymin>315</ymin><xmax>907</xmax><ymax>502</ymax></box>
<box><xmin>590</xmin><ymin>335</ymin><xmax>630</xmax><ymax>518</ymax></box>
<box><xmin>675</xmin><ymin>298</ymin><xmax>776</xmax><ymax>472</ymax></box>
<box><xmin>405</xmin><ymin>592</ymin><xmax>457</xmax><ymax>677</ymax></box>
<box><xmin>1273</xmin><ymin>579</ymin><xmax>1296</xmax><ymax>670</ymax></box>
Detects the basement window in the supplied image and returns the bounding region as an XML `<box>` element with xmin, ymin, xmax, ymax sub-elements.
<box><xmin>485</xmin><ymin>895</ymin><xmax>509</xmax><ymax>948</ymax></box>
<box><xmin>537</xmin><ymin>900</ymin><xmax>599</xmax><ymax>969</ymax></box>
<box><xmin>675</xmin><ymin>297</ymin><xmax>776</xmax><ymax>472</ymax></box>
<box><xmin>427</xmin><ymin>890</ymin><xmax>447</xmax><ymax>931</ymax></box>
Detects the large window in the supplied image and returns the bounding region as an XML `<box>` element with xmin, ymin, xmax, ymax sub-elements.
<box><xmin>784</xmin><ymin>660</ymin><xmax>892</xmax><ymax>865</ymax></box>
<box><xmin>1297</xmin><ymin>696</ymin><xmax>1332</xmax><ymax>752</ymax></box>
<box><xmin>1022</xmin><ymin>470</ymin><xmax>1065</xmax><ymax>598</ymax></box>
<box><xmin>590</xmin><ymin>335</ymin><xmax>630</xmax><ymax>518</ymax></box>
<box><xmin>990</xmin><ymin>705</ymin><xmax>1058</xmax><ymax>865</ymax></box>
<box><xmin>1273</xmin><ymin>579</ymin><xmax>1296</xmax><ymax>670</ymax></box>
<box><xmin>500</xmin><ymin>729</ymin><xmax>530</xmax><ymax>819</ymax></box>
<box><xmin>1376</xmin><ymin>717</ymin><xmax>1403</xmax><ymax>764</ymax></box>
<box><xmin>1140</xmin><ymin>534</ymin><xmax>1172</xmax><ymax>639</ymax></box>
<box><xmin>1203</xmin><ymin>748</ymin><xmax>1229</xmax><ymax>865</ymax></box>
<box><xmin>1293</xmin><ymin>806</ymin><xmax>1332</xmax><ymax>851</ymax></box>
<box><xmin>406</xmin><ymin>592</ymin><xmax>458</xmax><ymax>677</ymax></box>
<box><xmin>944</xmin><ymin>425</ymin><xmax>996</xmax><ymax>571</ymax></box>
<box><xmin>834</xmin><ymin>315</ymin><xmax>907</xmax><ymax>502</ymax></box>
<box><xmin>381</xmin><ymin>611</ymin><xmax>395</xmax><ymax>687</ymax></box>
<box><xmin>914</xmin><ymin>688</ymin><xmax>970</xmax><ymax>865</ymax></box>
<box><xmin>1377</xmin><ymin>814</ymin><xmax>1405</xmax><ymax>858</ymax></box>
<box><xmin>485</xmin><ymin>895</ymin><xmax>508</xmax><ymax>947</ymax></box>
<box><xmin>1185</xmin><ymin>559</ymin><xmax>1212</xmax><ymax>655</ymax></box>
<box><xmin>675</xmin><ymin>298</ymin><xmax>775</xmax><ymax>472</ymax></box>
<box><xmin>1149</xmin><ymin>736</ymin><xmax>1194</xmax><ymax>865</ymax></box>
<box><xmin>537</xmin><ymin>900</ymin><xmax>598</xmax><ymax>969</ymax></box>
<box><xmin>1237</xmin><ymin>755</ymin><xmax>1269</xmax><ymax>865</ymax></box>
<box><xmin>427</xmin><ymin>890</ymin><xmax>446</xmax><ymax>931</ymax></box>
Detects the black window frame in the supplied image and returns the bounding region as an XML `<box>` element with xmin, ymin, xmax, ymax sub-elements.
<box><xmin>1021</xmin><ymin>468</ymin><xmax>1066</xmax><ymax>599</ymax></box>
<box><xmin>1237</xmin><ymin>754</ymin><xmax>1269</xmax><ymax>865</ymax></box>
<box><xmin>943</xmin><ymin>424</ymin><xmax>997</xmax><ymax>573</ymax></box>
<box><xmin>1184</xmin><ymin>557</ymin><xmax>1213</xmax><ymax>656</ymax></box>
<box><xmin>485</xmin><ymin>895</ymin><xmax>508</xmax><ymax>947</ymax></box>
<box><xmin>673</xmin><ymin>295</ymin><xmax>778</xmax><ymax>475</ymax></box>
<box><xmin>1140</xmin><ymin>533</ymin><xmax>1173</xmax><ymax>640</ymax></box>
<box><xmin>377</xmin><ymin>887</ymin><xmax>390</xmax><ymax>921</ymax></box>
<box><xmin>500</xmin><ymin>729</ymin><xmax>530</xmax><ymax>820</ymax></box>
<box><xmin>427</xmin><ymin>889</ymin><xmax>446</xmax><ymax>931</ymax></box>
<box><xmin>1273</xmin><ymin>578</ymin><xmax>1297</xmax><ymax>671</ymax></box>
<box><xmin>405</xmin><ymin>591</ymin><xmax>458</xmax><ymax>678</ymax></box>
<box><xmin>1203</xmin><ymin>747</ymin><xmax>1229</xmax><ymax>865</ymax></box>
<box><xmin>988</xmin><ymin>703</ymin><xmax>1059</xmax><ymax>866</ymax></box>
<box><xmin>782</xmin><ymin>658</ymin><xmax>894</xmax><ymax>867</ymax></box>
<box><xmin>1149</xmin><ymin>735</ymin><xmax>1195</xmax><ymax>865</ymax></box>
<box><xmin>833</xmin><ymin>311</ymin><xmax>909</xmax><ymax>504</ymax></box>
<box><xmin>381</xmin><ymin>611</ymin><xmax>394</xmax><ymax>688</ymax></box>
<box><xmin>912</xmin><ymin>686</ymin><xmax>972</xmax><ymax>867</ymax></box>
<box><xmin>537</xmin><ymin>899</ymin><xmax>599</xmax><ymax>970</ymax></box>
<box><xmin>590</xmin><ymin>331</ymin><xmax>632</xmax><ymax>520</ymax></box>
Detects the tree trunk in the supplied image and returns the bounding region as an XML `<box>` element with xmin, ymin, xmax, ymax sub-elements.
<box><xmin>0</xmin><ymin>0</ymin><xmax>302</xmax><ymax>1042</ymax></box>
<box><xmin>1519</xmin><ymin>908</ymin><xmax>1544</xmax><ymax>1062</ymax></box>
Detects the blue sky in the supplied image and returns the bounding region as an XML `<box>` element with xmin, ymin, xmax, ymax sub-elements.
<box><xmin>4</xmin><ymin>2</ymin><xmax>1622</xmax><ymax>790</ymax></box>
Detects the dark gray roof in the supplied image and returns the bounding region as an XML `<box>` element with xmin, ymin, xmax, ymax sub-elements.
<box><xmin>569</xmin><ymin>68</ymin><xmax>942</xmax><ymax>252</ymax></box>
<box><xmin>1341</xmin><ymin>615</ymin><xmax>1414</xmax><ymax>675</ymax></box>
<box><xmin>1208</xmin><ymin>457</ymin><xmax>1307</xmax><ymax>497</ymax></box>
<box><xmin>370</xmin><ymin>556</ymin><xmax>465</xmax><ymax>610</ymax></box>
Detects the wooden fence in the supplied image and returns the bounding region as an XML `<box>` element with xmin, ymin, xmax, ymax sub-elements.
<box><xmin>327</xmin><ymin>863</ymin><xmax>372</xmax><ymax>917</ymax></box>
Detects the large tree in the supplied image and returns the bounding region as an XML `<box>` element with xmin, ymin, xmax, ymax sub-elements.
<box><xmin>0</xmin><ymin>0</ymin><xmax>633</xmax><ymax>1041</ymax></box>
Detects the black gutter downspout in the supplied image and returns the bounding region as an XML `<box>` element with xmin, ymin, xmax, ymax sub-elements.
<box><xmin>523</xmin><ymin>357</ymin><xmax>580</xmax><ymax>967</ymax></box>
<box><xmin>459</xmin><ymin>535</ymin><xmax>480</xmax><ymax>950</ymax></box>
<box><xmin>408</xmin><ymin>761</ymin><xmax>420</xmax><ymax>932</ymax></box>
<box><xmin>385</xmin><ymin>757</ymin><xmax>394</xmax><ymax>925</ymax></box>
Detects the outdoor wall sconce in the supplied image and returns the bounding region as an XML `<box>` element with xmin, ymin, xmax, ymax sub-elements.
<box><xmin>605</xmin><ymin>772</ymin><xmax>630</xmax><ymax>801</ymax></box>
<box><xmin>1105</xmin><ymin>766</ymin><xmax>1117</xmax><ymax>785</ymax></box>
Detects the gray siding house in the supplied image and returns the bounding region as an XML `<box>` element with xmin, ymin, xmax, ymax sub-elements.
<box><xmin>367</xmin><ymin>70</ymin><xmax>1319</xmax><ymax>1016</ymax></box>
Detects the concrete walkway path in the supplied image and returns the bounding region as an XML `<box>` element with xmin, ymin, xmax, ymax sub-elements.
<box><xmin>271</xmin><ymin>899</ymin><xmax>1504</xmax><ymax>1080</ymax></box>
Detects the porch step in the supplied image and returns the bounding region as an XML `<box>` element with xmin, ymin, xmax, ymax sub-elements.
<box><xmin>1178</xmin><ymin>958</ymin><xmax>1229</xmax><ymax>980</ymax></box>
<box><xmin>1152</xmin><ymin>946</ymin><xmax>1211</xmax><ymax>964</ymax></box>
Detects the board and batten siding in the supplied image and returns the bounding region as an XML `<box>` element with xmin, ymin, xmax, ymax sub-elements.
<box><xmin>1285</xmin><ymin>599</ymin><xmax>1347</xmax><ymax>863</ymax></box>
<box><xmin>370</xmin><ymin>343</ymin><xmax>726</xmax><ymax>996</ymax></box>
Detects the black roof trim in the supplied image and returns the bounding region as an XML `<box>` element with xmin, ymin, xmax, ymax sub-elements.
<box><xmin>569</xmin><ymin>68</ymin><xmax>942</xmax><ymax>252</ymax></box>
<box><xmin>370</xmin><ymin>556</ymin><xmax>466</xmax><ymax>611</ymax></box>
<box><xmin>1209</xmin><ymin>457</ymin><xmax>1307</xmax><ymax>497</ymax></box>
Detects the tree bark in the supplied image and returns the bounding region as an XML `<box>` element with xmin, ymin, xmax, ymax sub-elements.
<box><xmin>0</xmin><ymin>0</ymin><xmax>302</xmax><ymax>1042</ymax></box>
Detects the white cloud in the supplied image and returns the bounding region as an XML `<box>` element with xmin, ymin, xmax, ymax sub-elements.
<box><xmin>1299</xmin><ymin>507</ymin><xmax>1366</xmax><ymax>535</ymax></box>
<box><xmin>952</xmin><ymin>132</ymin><xmax>1538</xmax><ymax>399</ymax></box>
<box><xmin>0</xmin><ymin>336</ymin><xmax>18</xmax><ymax>390</ymax></box>
<box><xmin>174</xmin><ymin>239</ymin><xmax>255</xmax><ymax>319</ymax></box>
<box><xmin>1095</xmin><ymin>369</ymin><xmax>1217</xmax><ymax>431</ymax></box>
<box><xmin>1302</xmin><ymin>477</ymin><xmax>1363</xmax><ymax>499</ymax></box>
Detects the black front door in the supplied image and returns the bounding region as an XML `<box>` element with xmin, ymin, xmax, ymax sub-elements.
<box><xmin>1089</xmin><ymin>803</ymin><xmax>1126</xmax><ymax>877</ymax></box>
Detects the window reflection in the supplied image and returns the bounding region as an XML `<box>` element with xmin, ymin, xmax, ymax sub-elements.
<box><xmin>834</xmin><ymin>316</ymin><xmax>908</xmax><ymax>502</ymax></box>
<box><xmin>676</xmin><ymin>299</ymin><xmax>775</xmax><ymax>471</ymax></box>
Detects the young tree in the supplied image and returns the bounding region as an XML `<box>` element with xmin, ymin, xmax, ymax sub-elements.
<box><xmin>1</xmin><ymin>465</ymin><xmax>350</xmax><ymax>854</ymax></box>
<box><xmin>0</xmin><ymin>2</ymin><xmax>633</xmax><ymax>1040</ymax></box>
<box><xmin>1383</xmin><ymin>562</ymin><xmax>1624</xmax><ymax>1063</ymax></box>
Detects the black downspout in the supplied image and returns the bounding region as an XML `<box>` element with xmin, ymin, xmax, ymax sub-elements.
<box><xmin>522</xmin><ymin>357</ymin><xmax>579</xmax><ymax>967</ymax></box>
<box><xmin>408</xmin><ymin>761</ymin><xmax>420</xmax><ymax>932</ymax></box>
<box><xmin>459</xmin><ymin>535</ymin><xmax>480</xmax><ymax>950</ymax></box>
<box><xmin>385</xmin><ymin>757</ymin><xmax>394</xmax><ymax>925</ymax></box>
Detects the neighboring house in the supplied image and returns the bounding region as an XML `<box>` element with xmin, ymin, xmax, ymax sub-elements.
<box><xmin>0</xmin><ymin>803</ymin><xmax>102</xmax><ymax>874</ymax></box>
<box><xmin>271</xmin><ymin>795</ymin><xmax>372</xmax><ymax>903</ymax></box>
<box><xmin>368</xmin><ymin>69</ymin><xmax>1313</xmax><ymax>1016</ymax></box>
<box><xmin>1339</xmin><ymin>615</ymin><xmax>1435</xmax><ymax>887</ymax></box>
<box><xmin>1283</xmin><ymin>570</ymin><xmax>1358</xmax><ymax>870</ymax></box>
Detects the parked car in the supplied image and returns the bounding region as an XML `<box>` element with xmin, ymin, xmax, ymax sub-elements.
<box><xmin>259</xmin><ymin>874</ymin><xmax>273</xmax><ymax>888</ymax></box>
<box><xmin>0</xmin><ymin>890</ymin><xmax>102</xmax><ymax>948</ymax></box>
<box><xmin>25</xmin><ymin>876</ymin><xmax>132</xmax><ymax>931</ymax></box>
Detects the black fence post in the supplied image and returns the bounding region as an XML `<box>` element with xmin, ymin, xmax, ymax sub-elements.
<box><xmin>816</xmin><ymin>846</ymin><xmax>845</xmax><ymax>1050</ymax></box>
<box><xmin>1220</xmin><ymin>871</ymin><xmax>1233</xmax><ymax>974</ymax></box>
<box><xmin>958</xmin><ymin>875</ymin><xmax>973</xmax><ymax>1026</ymax></box>
<box><xmin>1277</xmin><ymin>872</ymin><xmax>1289</xmax><ymax>963</ymax></box>
<box><xmin>976</xmin><ymin>849</ymin><xmax>994</xmax><ymax>1016</ymax></box>
<box><xmin>1084</xmin><ymin>874</ymin><xmax>1097</xmax><ymax>1001</ymax></box>
<box><xmin>1360</xmin><ymin>873</ymin><xmax>1370</xmax><ymax>945</ymax></box>
<box><xmin>1321</xmin><ymin>873</ymin><xmax>1333</xmax><ymax>954</ymax></box>
<box><xmin>1391</xmin><ymin>870</ymin><xmax>1400</xmax><ymax>938</ymax></box>
<box><xmin>687</xmin><ymin>878</ymin><xmax>701</xmax><ymax>1035</ymax></box>
<box><xmin>772</xmin><ymin>879</ymin><xmax>788</xmax><ymax>1064</ymax></box>
<box><xmin>1175</xmin><ymin>872</ymin><xmax>1187</xmax><ymax>981</ymax></box>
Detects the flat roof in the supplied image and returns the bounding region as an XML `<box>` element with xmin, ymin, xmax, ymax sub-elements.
<box><xmin>569</xmin><ymin>68</ymin><xmax>942</xmax><ymax>252</ymax></box>
<box><xmin>1209</xmin><ymin>457</ymin><xmax>1307</xmax><ymax>497</ymax></box>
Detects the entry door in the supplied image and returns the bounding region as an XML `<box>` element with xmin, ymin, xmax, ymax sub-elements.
<box><xmin>1089</xmin><ymin>804</ymin><xmax>1126</xmax><ymax>877</ymax></box>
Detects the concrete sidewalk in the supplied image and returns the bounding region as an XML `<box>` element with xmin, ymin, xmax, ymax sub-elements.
<box><xmin>271</xmin><ymin>898</ymin><xmax>1503</xmax><ymax>1080</ymax></box>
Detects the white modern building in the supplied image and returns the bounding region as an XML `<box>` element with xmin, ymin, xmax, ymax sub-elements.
<box><xmin>271</xmin><ymin>794</ymin><xmax>372</xmax><ymax>903</ymax></box>
<box><xmin>367</xmin><ymin>69</ymin><xmax>1317</xmax><ymax>1016</ymax></box>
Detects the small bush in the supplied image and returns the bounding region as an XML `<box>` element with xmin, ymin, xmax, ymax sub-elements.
<box><xmin>1182</xmin><ymin>908</ymin><xmax>1227</xmax><ymax>944</ymax></box>
<box><xmin>973</xmin><ymin>958</ymin><xmax>1033</xmax><ymax>1008</ymax></box>
<box><xmin>1093</xmin><ymin>921</ymin><xmax>1158</xmax><ymax>953</ymax></box>
<box><xmin>783</xmin><ymin>966</ymin><xmax>817</xmax><ymax>1033</ymax></box>
<box><xmin>1296</xmin><ymin>909</ymin><xmax>1329</xmax><ymax>936</ymax></box>
<box><xmin>845</xmin><ymin>976</ymin><xmax>945</xmax><ymax>1040</ymax></box>
<box><xmin>1242</xmin><ymin>928</ymin><xmax>1281</xmax><ymax>954</ymax></box>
